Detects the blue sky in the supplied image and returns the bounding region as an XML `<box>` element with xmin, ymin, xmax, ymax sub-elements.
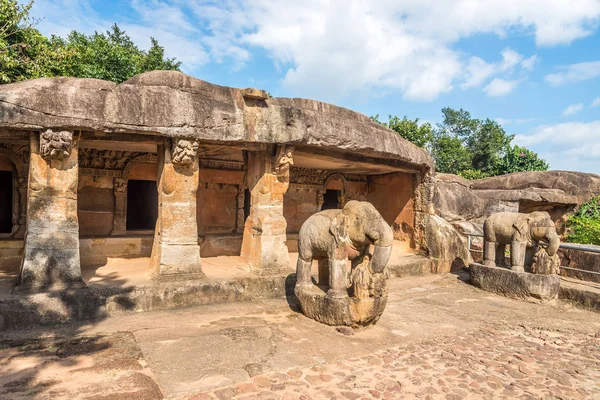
<box><xmin>30</xmin><ymin>0</ymin><xmax>600</xmax><ymax>173</ymax></box>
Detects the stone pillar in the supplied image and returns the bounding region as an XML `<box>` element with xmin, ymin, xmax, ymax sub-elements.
<box><xmin>13</xmin><ymin>177</ymin><xmax>28</xmax><ymax>238</ymax></box>
<box><xmin>111</xmin><ymin>178</ymin><xmax>127</xmax><ymax>235</ymax></box>
<box><xmin>16</xmin><ymin>130</ymin><xmax>83</xmax><ymax>291</ymax></box>
<box><xmin>241</xmin><ymin>145</ymin><xmax>293</xmax><ymax>274</ymax></box>
<box><xmin>150</xmin><ymin>138</ymin><xmax>204</xmax><ymax>280</ymax></box>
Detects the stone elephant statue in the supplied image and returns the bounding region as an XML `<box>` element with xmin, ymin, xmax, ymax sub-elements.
<box><xmin>295</xmin><ymin>200</ymin><xmax>393</xmax><ymax>297</ymax></box>
<box><xmin>483</xmin><ymin>211</ymin><xmax>560</xmax><ymax>272</ymax></box>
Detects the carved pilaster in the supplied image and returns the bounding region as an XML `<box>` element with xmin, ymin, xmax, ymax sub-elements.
<box><xmin>111</xmin><ymin>178</ymin><xmax>128</xmax><ymax>235</ymax></box>
<box><xmin>16</xmin><ymin>130</ymin><xmax>83</xmax><ymax>291</ymax></box>
<box><xmin>241</xmin><ymin>146</ymin><xmax>292</xmax><ymax>274</ymax></box>
<box><xmin>150</xmin><ymin>139</ymin><xmax>204</xmax><ymax>280</ymax></box>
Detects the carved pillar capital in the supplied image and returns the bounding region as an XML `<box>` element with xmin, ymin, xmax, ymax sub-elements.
<box><xmin>273</xmin><ymin>144</ymin><xmax>295</xmax><ymax>179</ymax></box>
<box><xmin>171</xmin><ymin>138</ymin><xmax>199</xmax><ymax>167</ymax></box>
<box><xmin>39</xmin><ymin>129</ymin><xmax>74</xmax><ymax>160</ymax></box>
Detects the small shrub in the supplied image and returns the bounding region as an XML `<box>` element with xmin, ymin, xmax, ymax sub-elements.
<box><xmin>458</xmin><ymin>169</ymin><xmax>489</xmax><ymax>180</ymax></box>
<box><xmin>566</xmin><ymin>196</ymin><xmax>600</xmax><ymax>245</ymax></box>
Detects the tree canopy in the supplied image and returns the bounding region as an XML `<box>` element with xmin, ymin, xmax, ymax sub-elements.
<box><xmin>373</xmin><ymin>108</ymin><xmax>549</xmax><ymax>179</ymax></box>
<box><xmin>0</xmin><ymin>0</ymin><xmax>180</xmax><ymax>84</ymax></box>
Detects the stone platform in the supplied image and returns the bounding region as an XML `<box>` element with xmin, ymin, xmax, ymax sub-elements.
<box><xmin>0</xmin><ymin>249</ymin><xmax>431</xmax><ymax>331</ymax></box>
<box><xmin>469</xmin><ymin>262</ymin><xmax>560</xmax><ymax>301</ymax></box>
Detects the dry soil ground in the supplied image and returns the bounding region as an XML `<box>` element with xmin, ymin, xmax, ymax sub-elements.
<box><xmin>1</xmin><ymin>273</ymin><xmax>599</xmax><ymax>399</ymax></box>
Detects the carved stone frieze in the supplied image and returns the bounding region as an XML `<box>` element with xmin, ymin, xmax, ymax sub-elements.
<box><xmin>199</xmin><ymin>159</ymin><xmax>246</xmax><ymax>171</ymax></box>
<box><xmin>79</xmin><ymin>149</ymin><xmax>144</xmax><ymax>170</ymax></box>
<box><xmin>172</xmin><ymin>138</ymin><xmax>199</xmax><ymax>166</ymax></box>
<box><xmin>40</xmin><ymin>129</ymin><xmax>73</xmax><ymax>160</ymax></box>
<box><xmin>289</xmin><ymin>167</ymin><xmax>329</xmax><ymax>185</ymax></box>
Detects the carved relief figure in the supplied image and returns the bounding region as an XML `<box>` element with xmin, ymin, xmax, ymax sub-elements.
<box><xmin>39</xmin><ymin>129</ymin><xmax>73</xmax><ymax>159</ymax></box>
<box><xmin>172</xmin><ymin>138</ymin><xmax>199</xmax><ymax>166</ymax></box>
<box><xmin>483</xmin><ymin>211</ymin><xmax>560</xmax><ymax>273</ymax></box>
<box><xmin>79</xmin><ymin>149</ymin><xmax>141</xmax><ymax>170</ymax></box>
<box><xmin>274</xmin><ymin>145</ymin><xmax>294</xmax><ymax>175</ymax></box>
<box><xmin>113</xmin><ymin>178</ymin><xmax>127</xmax><ymax>193</ymax></box>
<box><xmin>295</xmin><ymin>200</ymin><xmax>393</xmax><ymax>326</ymax></box>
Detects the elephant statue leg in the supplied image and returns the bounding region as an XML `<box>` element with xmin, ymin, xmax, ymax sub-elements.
<box><xmin>296</xmin><ymin>254</ymin><xmax>313</xmax><ymax>289</ymax></box>
<box><xmin>328</xmin><ymin>256</ymin><xmax>350</xmax><ymax>298</ymax></box>
<box><xmin>510</xmin><ymin>240</ymin><xmax>526</xmax><ymax>272</ymax></box>
<box><xmin>525</xmin><ymin>245</ymin><xmax>538</xmax><ymax>272</ymax></box>
<box><xmin>318</xmin><ymin>259</ymin><xmax>329</xmax><ymax>286</ymax></box>
<box><xmin>495</xmin><ymin>244</ymin><xmax>507</xmax><ymax>268</ymax></box>
<box><xmin>483</xmin><ymin>241</ymin><xmax>496</xmax><ymax>267</ymax></box>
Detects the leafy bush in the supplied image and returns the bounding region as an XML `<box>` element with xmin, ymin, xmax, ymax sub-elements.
<box><xmin>566</xmin><ymin>196</ymin><xmax>600</xmax><ymax>245</ymax></box>
<box><xmin>458</xmin><ymin>169</ymin><xmax>489</xmax><ymax>180</ymax></box>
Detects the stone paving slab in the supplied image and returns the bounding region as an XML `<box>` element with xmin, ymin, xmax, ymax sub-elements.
<box><xmin>181</xmin><ymin>326</ymin><xmax>600</xmax><ymax>400</ymax></box>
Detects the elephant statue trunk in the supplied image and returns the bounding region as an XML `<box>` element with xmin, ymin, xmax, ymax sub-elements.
<box><xmin>367</xmin><ymin>223</ymin><xmax>393</xmax><ymax>273</ymax></box>
<box><xmin>544</xmin><ymin>231</ymin><xmax>560</xmax><ymax>256</ymax></box>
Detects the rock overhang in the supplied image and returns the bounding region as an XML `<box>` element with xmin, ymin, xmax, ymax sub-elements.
<box><xmin>0</xmin><ymin>70</ymin><xmax>433</xmax><ymax>173</ymax></box>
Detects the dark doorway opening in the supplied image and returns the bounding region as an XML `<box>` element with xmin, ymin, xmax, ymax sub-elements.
<box><xmin>244</xmin><ymin>189</ymin><xmax>251</xmax><ymax>221</ymax></box>
<box><xmin>126</xmin><ymin>180</ymin><xmax>158</xmax><ymax>231</ymax></box>
<box><xmin>321</xmin><ymin>189</ymin><xmax>341</xmax><ymax>210</ymax></box>
<box><xmin>0</xmin><ymin>171</ymin><xmax>12</xmax><ymax>233</ymax></box>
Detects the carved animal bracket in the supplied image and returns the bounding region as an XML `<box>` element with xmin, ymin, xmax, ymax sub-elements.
<box><xmin>40</xmin><ymin>129</ymin><xmax>74</xmax><ymax>160</ymax></box>
<box><xmin>171</xmin><ymin>138</ymin><xmax>199</xmax><ymax>167</ymax></box>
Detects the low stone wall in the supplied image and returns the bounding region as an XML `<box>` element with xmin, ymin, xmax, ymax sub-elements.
<box><xmin>80</xmin><ymin>236</ymin><xmax>154</xmax><ymax>266</ymax></box>
<box><xmin>559</xmin><ymin>246</ymin><xmax>600</xmax><ymax>283</ymax></box>
<box><xmin>0</xmin><ymin>274</ymin><xmax>295</xmax><ymax>331</ymax></box>
<box><xmin>0</xmin><ymin>240</ymin><xmax>23</xmax><ymax>273</ymax></box>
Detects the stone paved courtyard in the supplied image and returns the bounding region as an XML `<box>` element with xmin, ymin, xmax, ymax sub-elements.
<box><xmin>183</xmin><ymin>325</ymin><xmax>600</xmax><ymax>400</ymax></box>
<box><xmin>1</xmin><ymin>273</ymin><xmax>600</xmax><ymax>399</ymax></box>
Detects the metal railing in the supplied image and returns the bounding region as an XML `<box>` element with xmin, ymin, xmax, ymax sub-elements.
<box><xmin>465</xmin><ymin>232</ymin><xmax>600</xmax><ymax>278</ymax></box>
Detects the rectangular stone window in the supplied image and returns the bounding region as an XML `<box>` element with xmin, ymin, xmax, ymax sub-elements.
<box><xmin>0</xmin><ymin>171</ymin><xmax>12</xmax><ymax>233</ymax></box>
<box><xmin>126</xmin><ymin>180</ymin><xmax>158</xmax><ymax>231</ymax></box>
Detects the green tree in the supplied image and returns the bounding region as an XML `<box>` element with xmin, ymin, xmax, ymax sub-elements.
<box><xmin>62</xmin><ymin>25</ymin><xmax>180</xmax><ymax>83</ymax></box>
<box><xmin>437</xmin><ymin>107</ymin><xmax>479</xmax><ymax>138</ymax></box>
<box><xmin>566</xmin><ymin>196</ymin><xmax>600</xmax><ymax>245</ymax></box>
<box><xmin>0</xmin><ymin>0</ymin><xmax>180</xmax><ymax>84</ymax></box>
<box><xmin>467</xmin><ymin>119</ymin><xmax>513</xmax><ymax>174</ymax></box>
<box><xmin>430</xmin><ymin>132</ymin><xmax>472</xmax><ymax>175</ymax></box>
<box><xmin>371</xmin><ymin>114</ymin><xmax>433</xmax><ymax>148</ymax></box>
<box><xmin>0</xmin><ymin>0</ymin><xmax>60</xmax><ymax>83</ymax></box>
<box><xmin>374</xmin><ymin>107</ymin><xmax>549</xmax><ymax>178</ymax></box>
<box><xmin>496</xmin><ymin>145</ymin><xmax>549</xmax><ymax>175</ymax></box>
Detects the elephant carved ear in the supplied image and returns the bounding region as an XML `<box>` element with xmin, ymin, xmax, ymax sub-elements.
<box><xmin>329</xmin><ymin>213</ymin><xmax>348</xmax><ymax>246</ymax></box>
<box><xmin>513</xmin><ymin>217</ymin><xmax>531</xmax><ymax>236</ymax></box>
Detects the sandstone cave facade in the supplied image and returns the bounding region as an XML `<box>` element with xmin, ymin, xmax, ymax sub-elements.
<box><xmin>0</xmin><ymin>71</ymin><xmax>435</xmax><ymax>290</ymax></box>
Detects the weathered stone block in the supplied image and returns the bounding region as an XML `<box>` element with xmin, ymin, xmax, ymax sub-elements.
<box><xmin>469</xmin><ymin>262</ymin><xmax>559</xmax><ymax>301</ymax></box>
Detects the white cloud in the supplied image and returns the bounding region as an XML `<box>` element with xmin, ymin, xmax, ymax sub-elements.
<box><xmin>521</xmin><ymin>55</ymin><xmax>539</xmax><ymax>71</ymax></box>
<box><xmin>461</xmin><ymin>48</ymin><xmax>534</xmax><ymax>92</ymax></box>
<box><xmin>591</xmin><ymin>97</ymin><xmax>600</xmax><ymax>108</ymax></box>
<box><xmin>30</xmin><ymin>0</ymin><xmax>600</xmax><ymax>101</ymax></box>
<box><xmin>515</xmin><ymin>121</ymin><xmax>600</xmax><ymax>147</ymax></box>
<box><xmin>484</xmin><ymin>78</ymin><xmax>520</xmax><ymax>97</ymax></box>
<box><xmin>545</xmin><ymin>61</ymin><xmax>600</xmax><ymax>86</ymax></box>
<box><xmin>495</xmin><ymin>117</ymin><xmax>536</xmax><ymax>125</ymax></box>
<box><xmin>562</xmin><ymin>103</ymin><xmax>585</xmax><ymax>116</ymax></box>
<box><xmin>514</xmin><ymin>121</ymin><xmax>600</xmax><ymax>173</ymax></box>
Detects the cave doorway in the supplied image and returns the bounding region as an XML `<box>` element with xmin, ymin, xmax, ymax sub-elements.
<box><xmin>0</xmin><ymin>171</ymin><xmax>12</xmax><ymax>234</ymax></box>
<box><xmin>321</xmin><ymin>189</ymin><xmax>341</xmax><ymax>210</ymax></box>
<box><xmin>243</xmin><ymin>188</ymin><xmax>251</xmax><ymax>222</ymax></box>
<box><xmin>126</xmin><ymin>180</ymin><xmax>158</xmax><ymax>231</ymax></box>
